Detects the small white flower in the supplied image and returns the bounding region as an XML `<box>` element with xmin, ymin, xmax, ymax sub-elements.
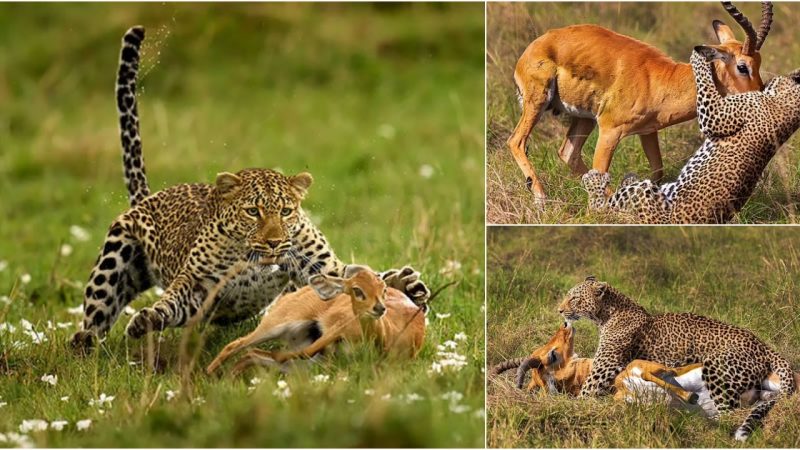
<box><xmin>89</xmin><ymin>393</ymin><xmax>114</xmax><ymax>407</ymax></box>
<box><xmin>0</xmin><ymin>323</ymin><xmax>16</xmax><ymax>333</ymax></box>
<box><xmin>435</xmin><ymin>312</ymin><xmax>451</xmax><ymax>320</ymax></box>
<box><xmin>439</xmin><ymin>259</ymin><xmax>462</xmax><ymax>276</ymax></box>
<box><xmin>60</xmin><ymin>396</ymin><xmax>70</xmax><ymax>402</ymax></box>
<box><xmin>0</xmin><ymin>295</ymin><xmax>10</xmax><ymax>305</ymax></box>
<box><xmin>70</xmin><ymin>225</ymin><xmax>90</xmax><ymax>242</ymax></box>
<box><xmin>442</xmin><ymin>340</ymin><xmax>458</xmax><ymax>349</ymax></box>
<box><xmin>346</xmin><ymin>399</ymin><xmax>355</xmax><ymax>404</ymax></box>
<box><xmin>192</xmin><ymin>397</ymin><xmax>206</xmax><ymax>405</ymax></box>
<box><xmin>26</xmin><ymin>330</ymin><xmax>48</xmax><ymax>344</ymax></box>
<box><xmin>454</xmin><ymin>332</ymin><xmax>467</xmax><ymax>341</ymax></box>
<box><xmin>50</xmin><ymin>420</ymin><xmax>68</xmax><ymax>431</ymax></box>
<box><xmin>0</xmin><ymin>402</ymin><xmax>7</xmax><ymax>408</ymax></box>
<box><xmin>57</xmin><ymin>322</ymin><xmax>73</xmax><ymax>329</ymax></box>
<box><xmin>441</xmin><ymin>391</ymin><xmax>464</xmax><ymax>403</ymax></box>
<box><xmin>0</xmin><ymin>260</ymin><xmax>7</xmax><ymax>272</ymax></box>
<box><xmin>273</xmin><ymin>380</ymin><xmax>291</xmax><ymax>399</ymax></box>
<box><xmin>20</xmin><ymin>319</ymin><xmax>33</xmax><ymax>331</ymax></box>
<box><xmin>381</xmin><ymin>393</ymin><xmax>392</xmax><ymax>401</ymax></box>
<box><xmin>76</xmin><ymin>419</ymin><xmax>92</xmax><ymax>431</ymax></box>
<box><xmin>123</xmin><ymin>306</ymin><xmax>136</xmax><ymax>315</ymax></box>
<box><xmin>449</xmin><ymin>403</ymin><xmax>470</xmax><ymax>414</ymax></box>
<box><xmin>67</xmin><ymin>305</ymin><xmax>84</xmax><ymax>315</ymax></box>
<box><xmin>60</xmin><ymin>244</ymin><xmax>73</xmax><ymax>257</ymax></box>
<box><xmin>419</xmin><ymin>164</ymin><xmax>434</xmax><ymax>178</ymax></box>
<box><xmin>312</xmin><ymin>374</ymin><xmax>330</xmax><ymax>384</ymax></box>
<box><xmin>20</xmin><ymin>273</ymin><xmax>31</xmax><ymax>285</ymax></box>
<box><xmin>19</xmin><ymin>419</ymin><xmax>48</xmax><ymax>433</ymax></box>
<box><xmin>41</xmin><ymin>374</ymin><xmax>58</xmax><ymax>386</ymax></box>
<box><xmin>165</xmin><ymin>390</ymin><xmax>178</xmax><ymax>401</ymax></box>
<box><xmin>154</xmin><ymin>287</ymin><xmax>165</xmax><ymax>296</ymax></box>
<box><xmin>249</xmin><ymin>377</ymin><xmax>262</xmax><ymax>386</ymax></box>
<box><xmin>364</xmin><ymin>389</ymin><xmax>375</xmax><ymax>396</ymax></box>
<box><xmin>473</xmin><ymin>408</ymin><xmax>486</xmax><ymax>419</ymax></box>
<box><xmin>404</xmin><ymin>393</ymin><xmax>424</xmax><ymax>403</ymax></box>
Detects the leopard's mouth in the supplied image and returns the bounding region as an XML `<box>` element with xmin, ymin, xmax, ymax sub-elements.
<box><xmin>247</xmin><ymin>249</ymin><xmax>280</xmax><ymax>265</ymax></box>
<box><xmin>561</xmin><ymin>312</ymin><xmax>581</xmax><ymax>322</ymax></box>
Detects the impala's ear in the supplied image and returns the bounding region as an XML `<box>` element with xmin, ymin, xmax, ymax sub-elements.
<box><xmin>712</xmin><ymin>20</ymin><xmax>737</xmax><ymax>44</ymax></box>
<box><xmin>344</xmin><ymin>264</ymin><xmax>373</xmax><ymax>279</ymax></box>
<box><xmin>290</xmin><ymin>172</ymin><xmax>313</xmax><ymax>199</ymax></box>
<box><xmin>695</xmin><ymin>45</ymin><xmax>729</xmax><ymax>63</ymax></box>
<box><xmin>309</xmin><ymin>274</ymin><xmax>344</xmax><ymax>301</ymax></box>
<box><xmin>215</xmin><ymin>172</ymin><xmax>242</xmax><ymax>197</ymax></box>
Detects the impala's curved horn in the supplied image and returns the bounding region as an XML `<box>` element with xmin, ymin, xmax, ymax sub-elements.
<box><xmin>721</xmin><ymin>1</ymin><xmax>758</xmax><ymax>56</ymax></box>
<box><xmin>756</xmin><ymin>1</ymin><xmax>773</xmax><ymax>51</ymax></box>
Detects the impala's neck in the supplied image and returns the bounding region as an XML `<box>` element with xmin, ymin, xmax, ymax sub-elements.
<box><xmin>653</xmin><ymin>62</ymin><xmax>700</xmax><ymax>128</ymax></box>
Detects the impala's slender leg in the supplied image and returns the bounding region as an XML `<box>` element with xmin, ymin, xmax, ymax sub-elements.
<box><xmin>639</xmin><ymin>132</ymin><xmax>664</xmax><ymax>183</ymax></box>
<box><xmin>507</xmin><ymin>61</ymin><xmax>556</xmax><ymax>205</ymax></box>
<box><xmin>558</xmin><ymin>117</ymin><xmax>595</xmax><ymax>175</ymax></box>
<box><xmin>591</xmin><ymin>126</ymin><xmax>624</xmax><ymax>174</ymax></box>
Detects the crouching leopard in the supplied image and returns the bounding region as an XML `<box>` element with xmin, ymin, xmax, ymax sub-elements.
<box><xmin>70</xmin><ymin>26</ymin><xmax>430</xmax><ymax>349</ymax></box>
<box><xmin>583</xmin><ymin>47</ymin><xmax>800</xmax><ymax>224</ymax></box>
<box><xmin>558</xmin><ymin>276</ymin><xmax>796</xmax><ymax>441</ymax></box>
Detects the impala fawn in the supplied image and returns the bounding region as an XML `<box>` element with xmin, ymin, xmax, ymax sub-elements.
<box><xmin>507</xmin><ymin>2</ymin><xmax>773</xmax><ymax>205</ymax></box>
<box><xmin>206</xmin><ymin>265</ymin><xmax>425</xmax><ymax>375</ymax></box>
<box><xmin>492</xmin><ymin>322</ymin><xmax>796</xmax><ymax>416</ymax></box>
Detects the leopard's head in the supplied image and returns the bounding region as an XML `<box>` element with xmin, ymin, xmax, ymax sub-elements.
<box><xmin>213</xmin><ymin>168</ymin><xmax>312</xmax><ymax>264</ymax></box>
<box><xmin>557</xmin><ymin>276</ymin><xmax>608</xmax><ymax>324</ymax></box>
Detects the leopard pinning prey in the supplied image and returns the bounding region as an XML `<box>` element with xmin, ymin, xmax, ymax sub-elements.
<box><xmin>70</xmin><ymin>26</ymin><xmax>431</xmax><ymax>350</ymax></box>
<box><xmin>558</xmin><ymin>276</ymin><xmax>796</xmax><ymax>441</ymax></box>
<box><xmin>582</xmin><ymin>48</ymin><xmax>800</xmax><ymax>224</ymax></box>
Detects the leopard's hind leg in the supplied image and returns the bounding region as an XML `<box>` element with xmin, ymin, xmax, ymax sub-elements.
<box><xmin>71</xmin><ymin>217</ymin><xmax>152</xmax><ymax>350</ymax></box>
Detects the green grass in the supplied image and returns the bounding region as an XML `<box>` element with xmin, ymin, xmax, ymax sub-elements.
<box><xmin>0</xmin><ymin>4</ymin><xmax>485</xmax><ymax>447</ymax></box>
<box><xmin>486</xmin><ymin>2</ymin><xmax>800</xmax><ymax>224</ymax></box>
<box><xmin>487</xmin><ymin>226</ymin><xmax>800</xmax><ymax>447</ymax></box>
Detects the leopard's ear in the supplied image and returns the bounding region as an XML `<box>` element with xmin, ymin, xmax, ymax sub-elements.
<box><xmin>215</xmin><ymin>172</ymin><xmax>242</xmax><ymax>197</ymax></box>
<box><xmin>584</xmin><ymin>275</ymin><xmax>596</xmax><ymax>282</ymax></box>
<box><xmin>594</xmin><ymin>281</ymin><xmax>608</xmax><ymax>297</ymax></box>
<box><xmin>788</xmin><ymin>68</ymin><xmax>800</xmax><ymax>84</ymax></box>
<box><xmin>289</xmin><ymin>172</ymin><xmax>313</xmax><ymax>199</ymax></box>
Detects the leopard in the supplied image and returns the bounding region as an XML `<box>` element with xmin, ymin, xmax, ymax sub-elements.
<box><xmin>582</xmin><ymin>46</ymin><xmax>800</xmax><ymax>224</ymax></box>
<box><xmin>70</xmin><ymin>26</ymin><xmax>430</xmax><ymax>349</ymax></box>
<box><xmin>557</xmin><ymin>276</ymin><xmax>796</xmax><ymax>441</ymax></box>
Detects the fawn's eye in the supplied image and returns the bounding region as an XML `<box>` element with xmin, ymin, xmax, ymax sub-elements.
<box><xmin>736</xmin><ymin>63</ymin><xmax>749</xmax><ymax>75</ymax></box>
<box><xmin>280</xmin><ymin>207</ymin><xmax>293</xmax><ymax>217</ymax></box>
<box><xmin>245</xmin><ymin>207</ymin><xmax>260</xmax><ymax>217</ymax></box>
<box><xmin>352</xmin><ymin>287</ymin><xmax>365</xmax><ymax>300</ymax></box>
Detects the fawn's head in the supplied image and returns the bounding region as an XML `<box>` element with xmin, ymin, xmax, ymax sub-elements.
<box><xmin>309</xmin><ymin>265</ymin><xmax>387</xmax><ymax>319</ymax></box>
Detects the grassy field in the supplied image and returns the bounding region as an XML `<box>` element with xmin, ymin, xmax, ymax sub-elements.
<box><xmin>486</xmin><ymin>226</ymin><xmax>800</xmax><ymax>447</ymax></box>
<box><xmin>0</xmin><ymin>4</ymin><xmax>485</xmax><ymax>447</ymax></box>
<box><xmin>486</xmin><ymin>2</ymin><xmax>800</xmax><ymax>224</ymax></box>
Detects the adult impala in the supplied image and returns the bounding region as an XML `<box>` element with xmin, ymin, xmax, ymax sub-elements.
<box><xmin>507</xmin><ymin>2</ymin><xmax>773</xmax><ymax>205</ymax></box>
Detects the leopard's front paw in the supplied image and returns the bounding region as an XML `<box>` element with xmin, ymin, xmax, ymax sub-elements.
<box><xmin>582</xmin><ymin>170</ymin><xmax>612</xmax><ymax>210</ymax></box>
<box><xmin>125</xmin><ymin>308</ymin><xmax>165</xmax><ymax>339</ymax></box>
<box><xmin>70</xmin><ymin>330</ymin><xmax>96</xmax><ymax>355</ymax></box>
<box><xmin>381</xmin><ymin>266</ymin><xmax>431</xmax><ymax>305</ymax></box>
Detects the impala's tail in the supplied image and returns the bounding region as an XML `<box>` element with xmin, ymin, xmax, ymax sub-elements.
<box><xmin>734</xmin><ymin>351</ymin><xmax>796</xmax><ymax>441</ymax></box>
<box><xmin>116</xmin><ymin>26</ymin><xmax>150</xmax><ymax>207</ymax></box>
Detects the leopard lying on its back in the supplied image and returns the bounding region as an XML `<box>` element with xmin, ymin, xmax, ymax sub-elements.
<box><xmin>71</xmin><ymin>26</ymin><xmax>430</xmax><ymax>349</ymax></box>
<box><xmin>558</xmin><ymin>277</ymin><xmax>796</xmax><ymax>441</ymax></box>
<box><xmin>583</xmin><ymin>47</ymin><xmax>800</xmax><ymax>224</ymax></box>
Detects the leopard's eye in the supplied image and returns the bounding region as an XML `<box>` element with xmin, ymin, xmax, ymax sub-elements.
<box><xmin>245</xmin><ymin>207</ymin><xmax>260</xmax><ymax>217</ymax></box>
<box><xmin>280</xmin><ymin>207</ymin><xmax>293</xmax><ymax>217</ymax></box>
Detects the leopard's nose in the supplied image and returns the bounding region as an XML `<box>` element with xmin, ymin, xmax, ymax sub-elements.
<box><xmin>265</xmin><ymin>239</ymin><xmax>282</xmax><ymax>249</ymax></box>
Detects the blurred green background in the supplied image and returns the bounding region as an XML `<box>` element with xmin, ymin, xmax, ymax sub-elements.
<box><xmin>487</xmin><ymin>2</ymin><xmax>800</xmax><ymax>224</ymax></box>
<box><xmin>487</xmin><ymin>226</ymin><xmax>800</xmax><ymax>447</ymax></box>
<box><xmin>0</xmin><ymin>3</ymin><xmax>485</xmax><ymax>447</ymax></box>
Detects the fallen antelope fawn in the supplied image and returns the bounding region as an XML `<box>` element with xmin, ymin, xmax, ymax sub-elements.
<box><xmin>508</xmin><ymin>1</ymin><xmax>773</xmax><ymax>205</ymax></box>
<box><xmin>206</xmin><ymin>265</ymin><xmax>426</xmax><ymax>375</ymax></box>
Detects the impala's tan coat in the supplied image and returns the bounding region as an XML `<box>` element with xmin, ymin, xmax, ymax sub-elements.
<box><xmin>206</xmin><ymin>266</ymin><xmax>425</xmax><ymax>375</ymax></box>
<box><xmin>507</xmin><ymin>2</ymin><xmax>773</xmax><ymax>204</ymax></box>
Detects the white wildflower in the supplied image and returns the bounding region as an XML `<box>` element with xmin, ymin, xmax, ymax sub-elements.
<box><xmin>0</xmin><ymin>323</ymin><xmax>16</xmax><ymax>333</ymax></box>
<box><xmin>20</xmin><ymin>273</ymin><xmax>31</xmax><ymax>285</ymax></box>
<box><xmin>473</xmin><ymin>408</ymin><xmax>486</xmax><ymax>419</ymax></box>
<box><xmin>404</xmin><ymin>393</ymin><xmax>424</xmax><ymax>403</ymax></box>
<box><xmin>20</xmin><ymin>319</ymin><xmax>33</xmax><ymax>331</ymax></box>
<box><xmin>273</xmin><ymin>380</ymin><xmax>291</xmax><ymax>399</ymax></box>
<box><xmin>439</xmin><ymin>259</ymin><xmax>462</xmax><ymax>276</ymax></box>
<box><xmin>89</xmin><ymin>393</ymin><xmax>114</xmax><ymax>407</ymax></box>
<box><xmin>154</xmin><ymin>287</ymin><xmax>165</xmax><ymax>296</ymax></box>
<box><xmin>70</xmin><ymin>225</ymin><xmax>90</xmax><ymax>242</ymax></box>
<box><xmin>434</xmin><ymin>312</ymin><xmax>451</xmax><ymax>320</ymax></box>
<box><xmin>19</xmin><ymin>419</ymin><xmax>48</xmax><ymax>433</ymax></box>
<box><xmin>0</xmin><ymin>295</ymin><xmax>10</xmax><ymax>305</ymax></box>
<box><xmin>165</xmin><ymin>390</ymin><xmax>178</xmax><ymax>401</ymax></box>
<box><xmin>0</xmin><ymin>402</ymin><xmax>7</xmax><ymax>408</ymax></box>
<box><xmin>442</xmin><ymin>391</ymin><xmax>464</xmax><ymax>403</ymax></box>
<box><xmin>450</xmin><ymin>403</ymin><xmax>471</xmax><ymax>414</ymax></box>
<box><xmin>57</xmin><ymin>322</ymin><xmax>73</xmax><ymax>329</ymax></box>
<box><xmin>67</xmin><ymin>305</ymin><xmax>84</xmax><ymax>315</ymax></box>
<box><xmin>346</xmin><ymin>399</ymin><xmax>355</xmax><ymax>404</ymax></box>
<box><xmin>249</xmin><ymin>377</ymin><xmax>262</xmax><ymax>386</ymax></box>
<box><xmin>60</xmin><ymin>396</ymin><xmax>70</xmax><ymax>402</ymax></box>
<box><xmin>50</xmin><ymin>420</ymin><xmax>68</xmax><ymax>431</ymax></box>
<box><xmin>26</xmin><ymin>330</ymin><xmax>48</xmax><ymax>344</ymax></box>
<box><xmin>192</xmin><ymin>397</ymin><xmax>206</xmax><ymax>405</ymax></box>
<box><xmin>442</xmin><ymin>340</ymin><xmax>458</xmax><ymax>349</ymax></box>
<box><xmin>381</xmin><ymin>393</ymin><xmax>392</xmax><ymax>401</ymax></box>
<box><xmin>419</xmin><ymin>164</ymin><xmax>434</xmax><ymax>178</ymax></box>
<box><xmin>41</xmin><ymin>374</ymin><xmax>57</xmax><ymax>386</ymax></box>
<box><xmin>123</xmin><ymin>306</ymin><xmax>136</xmax><ymax>315</ymax></box>
<box><xmin>60</xmin><ymin>244</ymin><xmax>73</xmax><ymax>257</ymax></box>
<box><xmin>312</xmin><ymin>374</ymin><xmax>330</xmax><ymax>384</ymax></box>
<box><xmin>454</xmin><ymin>332</ymin><xmax>467</xmax><ymax>341</ymax></box>
<box><xmin>76</xmin><ymin>419</ymin><xmax>92</xmax><ymax>431</ymax></box>
<box><xmin>364</xmin><ymin>389</ymin><xmax>375</xmax><ymax>396</ymax></box>
<box><xmin>3</xmin><ymin>432</ymin><xmax>33</xmax><ymax>448</ymax></box>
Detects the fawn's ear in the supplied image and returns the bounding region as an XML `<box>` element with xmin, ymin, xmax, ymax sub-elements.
<box><xmin>343</xmin><ymin>264</ymin><xmax>373</xmax><ymax>279</ymax></box>
<box><xmin>215</xmin><ymin>172</ymin><xmax>242</xmax><ymax>197</ymax></box>
<box><xmin>289</xmin><ymin>172</ymin><xmax>313</xmax><ymax>200</ymax></box>
<box><xmin>309</xmin><ymin>274</ymin><xmax>344</xmax><ymax>301</ymax></box>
